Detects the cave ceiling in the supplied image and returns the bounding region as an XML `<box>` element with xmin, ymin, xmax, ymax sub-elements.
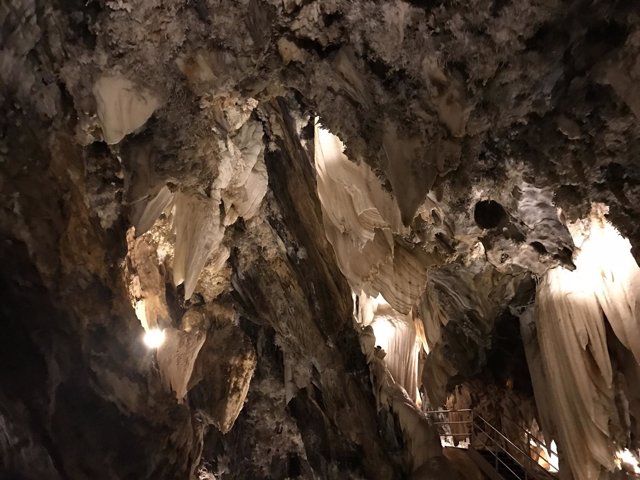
<box><xmin>2</xmin><ymin>0</ymin><xmax>640</xmax><ymax>479</ymax></box>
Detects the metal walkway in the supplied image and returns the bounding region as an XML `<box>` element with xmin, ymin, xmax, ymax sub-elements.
<box><xmin>425</xmin><ymin>409</ymin><xmax>558</xmax><ymax>480</ymax></box>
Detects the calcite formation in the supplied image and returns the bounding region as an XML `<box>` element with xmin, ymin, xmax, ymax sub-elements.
<box><xmin>93</xmin><ymin>75</ymin><xmax>161</xmax><ymax>145</ymax></box>
<box><xmin>524</xmin><ymin>207</ymin><xmax>640</xmax><ymax>479</ymax></box>
<box><xmin>2</xmin><ymin>0</ymin><xmax>640</xmax><ymax>479</ymax></box>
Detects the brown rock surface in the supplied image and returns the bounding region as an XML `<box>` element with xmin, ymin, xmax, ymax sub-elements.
<box><xmin>2</xmin><ymin>0</ymin><xmax>640</xmax><ymax>479</ymax></box>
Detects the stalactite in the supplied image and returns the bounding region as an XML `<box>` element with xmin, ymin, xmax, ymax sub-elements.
<box><xmin>125</xmin><ymin>231</ymin><xmax>171</xmax><ymax>331</ymax></box>
<box><xmin>370</xmin><ymin>241</ymin><xmax>434</xmax><ymax>315</ymax></box>
<box><xmin>172</xmin><ymin>192</ymin><xmax>226</xmax><ymax>300</ymax></box>
<box><xmin>536</xmin><ymin>267</ymin><xmax>615</xmax><ymax>479</ymax></box>
<box><xmin>6</xmin><ymin>0</ymin><xmax>640</xmax><ymax>477</ymax></box>
<box><xmin>520</xmin><ymin>308</ymin><xmax>557</xmax><ymax>444</ymax></box>
<box><xmin>157</xmin><ymin>328</ymin><xmax>207</xmax><ymax>403</ymax></box>
<box><xmin>358</xmin><ymin>294</ymin><xmax>422</xmax><ymax>402</ymax></box>
<box><xmin>517</xmin><ymin>184</ymin><xmax>574</xmax><ymax>263</ymax></box>
<box><xmin>381</xmin><ymin>120</ymin><xmax>434</xmax><ymax>225</ymax></box>
<box><xmin>417</xmin><ymin>284</ymin><xmax>448</xmax><ymax>351</ymax></box>
<box><xmin>92</xmin><ymin>75</ymin><xmax>160</xmax><ymax>144</ymax></box>
<box><xmin>133</xmin><ymin>185</ymin><xmax>174</xmax><ymax>236</ymax></box>
<box><xmin>360</xmin><ymin>321</ymin><xmax>463</xmax><ymax>479</ymax></box>
<box><xmin>528</xmin><ymin>206</ymin><xmax>640</xmax><ymax>479</ymax></box>
<box><xmin>577</xmin><ymin>214</ymin><xmax>640</xmax><ymax>364</ymax></box>
<box><xmin>314</xmin><ymin>122</ymin><xmax>432</xmax><ymax>314</ymax></box>
<box><xmin>171</xmin><ymin>307</ymin><xmax>257</xmax><ymax>434</ymax></box>
<box><xmin>217</xmin><ymin>120</ymin><xmax>268</xmax><ymax>226</ymax></box>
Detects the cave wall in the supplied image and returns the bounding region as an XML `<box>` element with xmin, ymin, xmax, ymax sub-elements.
<box><xmin>2</xmin><ymin>0</ymin><xmax>640</xmax><ymax>479</ymax></box>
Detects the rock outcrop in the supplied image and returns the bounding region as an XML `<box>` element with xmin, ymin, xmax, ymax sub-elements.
<box><xmin>2</xmin><ymin>0</ymin><xmax>640</xmax><ymax>479</ymax></box>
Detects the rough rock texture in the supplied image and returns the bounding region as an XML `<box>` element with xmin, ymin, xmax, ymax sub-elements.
<box><xmin>2</xmin><ymin>0</ymin><xmax>640</xmax><ymax>479</ymax></box>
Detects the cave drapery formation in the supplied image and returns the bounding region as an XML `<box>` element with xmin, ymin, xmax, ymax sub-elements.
<box><xmin>2</xmin><ymin>0</ymin><xmax>640</xmax><ymax>479</ymax></box>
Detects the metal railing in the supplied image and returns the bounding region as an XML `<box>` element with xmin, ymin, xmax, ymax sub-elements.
<box><xmin>424</xmin><ymin>409</ymin><xmax>557</xmax><ymax>480</ymax></box>
<box><xmin>500</xmin><ymin>414</ymin><xmax>559</xmax><ymax>473</ymax></box>
<box><xmin>426</xmin><ymin>408</ymin><xmax>473</xmax><ymax>443</ymax></box>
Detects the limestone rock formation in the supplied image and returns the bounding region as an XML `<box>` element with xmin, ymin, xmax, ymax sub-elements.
<box><xmin>2</xmin><ymin>0</ymin><xmax>640</xmax><ymax>479</ymax></box>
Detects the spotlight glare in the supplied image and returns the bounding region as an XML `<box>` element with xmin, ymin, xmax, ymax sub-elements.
<box><xmin>616</xmin><ymin>449</ymin><xmax>640</xmax><ymax>474</ymax></box>
<box><xmin>143</xmin><ymin>328</ymin><xmax>165</xmax><ymax>349</ymax></box>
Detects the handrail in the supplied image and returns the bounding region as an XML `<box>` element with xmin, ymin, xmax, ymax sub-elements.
<box><xmin>474</xmin><ymin>414</ymin><xmax>556</xmax><ymax>480</ymax></box>
<box><xmin>426</xmin><ymin>408</ymin><xmax>473</xmax><ymax>414</ymax></box>
<box><xmin>475</xmin><ymin>415</ymin><xmax>532</xmax><ymax>461</ymax></box>
<box><xmin>500</xmin><ymin>414</ymin><xmax>558</xmax><ymax>458</ymax></box>
<box><xmin>506</xmin><ymin>417</ymin><xmax>559</xmax><ymax>474</ymax></box>
<box><xmin>425</xmin><ymin>409</ymin><xmax>473</xmax><ymax>444</ymax></box>
<box><xmin>425</xmin><ymin>409</ymin><xmax>557</xmax><ymax>480</ymax></box>
<box><xmin>475</xmin><ymin>421</ymin><xmax>532</xmax><ymax>479</ymax></box>
<box><xmin>431</xmin><ymin>420</ymin><xmax>473</xmax><ymax>425</ymax></box>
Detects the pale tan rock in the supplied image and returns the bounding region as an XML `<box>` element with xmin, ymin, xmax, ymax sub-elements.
<box><xmin>157</xmin><ymin>328</ymin><xmax>207</xmax><ymax>403</ymax></box>
<box><xmin>314</xmin><ymin>122</ymin><xmax>432</xmax><ymax>314</ymax></box>
<box><xmin>92</xmin><ymin>75</ymin><xmax>159</xmax><ymax>144</ymax></box>
<box><xmin>172</xmin><ymin>192</ymin><xmax>225</xmax><ymax>300</ymax></box>
<box><xmin>277</xmin><ymin>38</ymin><xmax>307</xmax><ymax>64</ymax></box>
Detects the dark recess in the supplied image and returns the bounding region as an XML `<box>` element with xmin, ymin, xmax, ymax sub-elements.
<box><xmin>474</xmin><ymin>200</ymin><xmax>507</xmax><ymax>229</ymax></box>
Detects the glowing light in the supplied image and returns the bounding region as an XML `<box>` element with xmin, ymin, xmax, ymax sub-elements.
<box><xmin>371</xmin><ymin>317</ymin><xmax>396</xmax><ymax>347</ymax></box>
<box><xmin>536</xmin><ymin>205</ymin><xmax>640</xmax><ymax>478</ymax></box>
<box><xmin>372</xmin><ymin>293</ymin><xmax>389</xmax><ymax>307</ymax></box>
<box><xmin>135</xmin><ymin>299</ymin><xmax>149</xmax><ymax>330</ymax></box>
<box><xmin>143</xmin><ymin>328</ymin><xmax>165</xmax><ymax>348</ymax></box>
<box><xmin>469</xmin><ymin>241</ymin><xmax>485</xmax><ymax>260</ymax></box>
<box><xmin>356</xmin><ymin>293</ymin><xmax>422</xmax><ymax>402</ymax></box>
<box><xmin>530</xmin><ymin>438</ymin><xmax>559</xmax><ymax>473</ymax></box>
<box><xmin>548</xmin><ymin>441</ymin><xmax>559</xmax><ymax>472</ymax></box>
<box><xmin>615</xmin><ymin>449</ymin><xmax>640</xmax><ymax>474</ymax></box>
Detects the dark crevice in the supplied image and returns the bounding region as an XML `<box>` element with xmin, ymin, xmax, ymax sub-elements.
<box><xmin>530</xmin><ymin>241</ymin><xmax>547</xmax><ymax>255</ymax></box>
<box><xmin>474</xmin><ymin>200</ymin><xmax>508</xmax><ymax>229</ymax></box>
<box><xmin>287</xmin><ymin>36</ymin><xmax>341</xmax><ymax>59</ymax></box>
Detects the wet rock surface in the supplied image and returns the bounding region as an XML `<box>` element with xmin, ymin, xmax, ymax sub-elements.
<box><xmin>2</xmin><ymin>0</ymin><xmax>640</xmax><ymax>479</ymax></box>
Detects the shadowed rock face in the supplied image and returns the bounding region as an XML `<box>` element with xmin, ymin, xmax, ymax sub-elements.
<box><xmin>2</xmin><ymin>0</ymin><xmax>640</xmax><ymax>479</ymax></box>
